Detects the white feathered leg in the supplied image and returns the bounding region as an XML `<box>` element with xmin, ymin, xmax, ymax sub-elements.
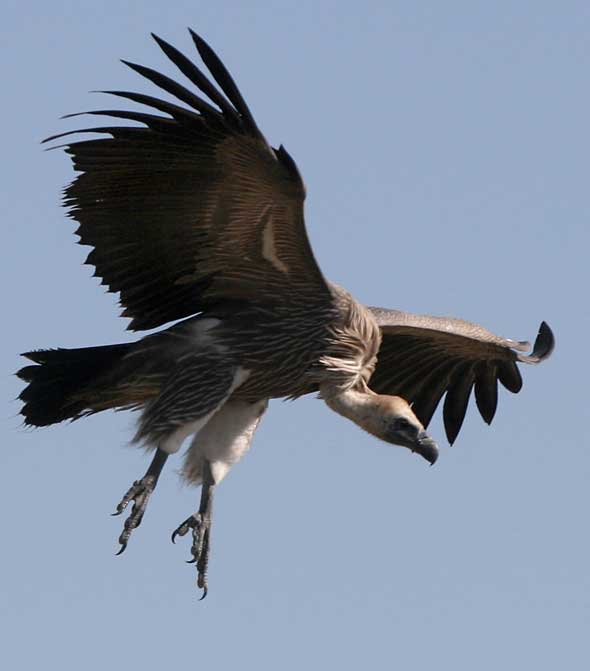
<box><xmin>172</xmin><ymin>399</ymin><xmax>268</xmax><ymax>597</ymax></box>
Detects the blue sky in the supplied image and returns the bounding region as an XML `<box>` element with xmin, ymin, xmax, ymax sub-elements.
<box><xmin>3</xmin><ymin>2</ymin><xmax>588</xmax><ymax>670</ymax></box>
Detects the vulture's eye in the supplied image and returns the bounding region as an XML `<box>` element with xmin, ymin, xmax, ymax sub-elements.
<box><xmin>396</xmin><ymin>418</ymin><xmax>411</xmax><ymax>431</ymax></box>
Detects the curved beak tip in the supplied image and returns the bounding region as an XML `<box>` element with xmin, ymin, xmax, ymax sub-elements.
<box><xmin>416</xmin><ymin>433</ymin><xmax>439</xmax><ymax>466</ymax></box>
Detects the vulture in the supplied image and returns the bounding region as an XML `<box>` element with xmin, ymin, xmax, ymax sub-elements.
<box><xmin>18</xmin><ymin>30</ymin><xmax>554</xmax><ymax>597</ymax></box>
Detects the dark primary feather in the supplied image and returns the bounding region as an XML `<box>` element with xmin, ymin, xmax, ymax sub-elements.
<box><xmin>151</xmin><ymin>33</ymin><xmax>240</xmax><ymax>124</ymax></box>
<box><xmin>120</xmin><ymin>60</ymin><xmax>223</xmax><ymax>119</ymax></box>
<box><xmin>473</xmin><ymin>361</ymin><xmax>498</xmax><ymax>424</ymax></box>
<box><xmin>48</xmin><ymin>30</ymin><xmax>330</xmax><ymax>331</ymax></box>
<box><xmin>369</xmin><ymin>309</ymin><xmax>554</xmax><ymax>444</ymax></box>
<box><xmin>188</xmin><ymin>29</ymin><xmax>260</xmax><ymax>133</ymax></box>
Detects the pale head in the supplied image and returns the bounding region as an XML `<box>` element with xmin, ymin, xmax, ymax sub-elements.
<box><xmin>366</xmin><ymin>395</ymin><xmax>439</xmax><ymax>464</ymax></box>
<box><xmin>322</xmin><ymin>386</ymin><xmax>439</xmax><ymax>464</ymax></box>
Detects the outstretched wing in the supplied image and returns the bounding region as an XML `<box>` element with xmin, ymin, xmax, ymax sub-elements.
<box><xmin>368</xmin><ymin>308</ymin><xmax>554</xmax><ymax>444</ymax></box>
<box><xmin>47</xmin><ymin>30</ymin><xmax>330</xmax><ymax>331</ymax></box>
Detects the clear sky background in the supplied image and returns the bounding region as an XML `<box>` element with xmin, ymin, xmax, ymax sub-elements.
<box><xmin>3</xmin><ymin>2</ymin><xmax>588</xmax><ymax>669</ymax></box>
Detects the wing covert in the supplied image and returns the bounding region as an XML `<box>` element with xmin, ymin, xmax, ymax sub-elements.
<box><xmin>47</xmin><ymin>30</ymin><xmax>330</xmax><ymax>331</ymax></box>
<box><xmin>369</xmin><ymin>308</ymin><xmax>554</xmax><ymax>444</ymax></box>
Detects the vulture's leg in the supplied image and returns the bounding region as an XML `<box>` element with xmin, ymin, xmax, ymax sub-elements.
<box><xmin>113</xmin><ymin>448</ymin><xmax>168</xmax><ymax>554</ymax></box>
<box><xmin>172</xmin><ymin>460</ymin><xmax>216</xmax><ymax>599</ymax></box>
<box><xmin>171</xmin><ymin>399</ymin><xmax>268</xmax><ymax>596</ymax></box>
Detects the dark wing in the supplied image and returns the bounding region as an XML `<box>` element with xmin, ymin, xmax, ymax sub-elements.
<box><xmin>368</xmin><ymin>308</ymin><xmax>554</xmax><ymax>444</ymax></box>
<box><xmin>46</xmin><ymin>30</ymin><xmax>330</xmax><ymax>331</ymax></box>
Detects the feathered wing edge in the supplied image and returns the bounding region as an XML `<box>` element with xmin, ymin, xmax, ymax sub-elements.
<box><xmin>41</xmin><ymin>30</ymin><xmax>320</xmax><ymax>332</ymax></box>
<box><xmin>368</xmin><ymin>309</ymin><xmax>554</xmax><ymax>444</ymax></box>
<box><xmin>45</xmin><ymin>30</ymin><xmax>263</xmax><ymax>146</ymax></box>
<box><xmin>41</xmin><ymin>31</ymin><xmax>260</xmax><ymax>332</ymax></box>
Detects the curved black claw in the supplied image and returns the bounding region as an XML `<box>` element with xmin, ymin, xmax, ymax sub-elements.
<box><xmin>115</xmin><ymin>541</ymin><xmax>128</xmax><ymax>556</ymax></box>
<box><xmin>172</xmin><ymin>513</ymin><xmax>211</xmax><ymax>596</ymax></box>
<box><xmin>113</xmin><ymin>475</ymin><xmax>157</xmax><ymax>554</ymax></box>
<box><xmin>171</xmin><ymin>517</ymin><xmax>192</xmax><ymax>545</ymax></box>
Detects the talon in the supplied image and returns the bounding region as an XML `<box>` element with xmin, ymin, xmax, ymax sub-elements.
<box><xmin>112</xmin><ymin>474</ymin><xmax>157</xmax><ymax>553</ymax></box>
<box><xmin>113</xmin><ymin>501</ymin><xmax>129</xmax><ymax>515</ymax></box>
<box><xmin>172</xmin><ymin>525</ymin><xmax>189</xmax><ymax>544</ymax></box>
<box><xmin>173</xmin><ymin>464</ymin><xmax>215</xmax><ymax>596</ymax></box>
<box><xmin>197</xmin><ymin>572</ymin><xmax>208</xmax><ymax>599</ymax></box>
<box><xmin>171</xmin><ymin>520</ymin><xmax>191</xmax><ymax>544</ymax></box>
<box><xmin>172</xmin><ymin>512</ymin><xmax>212</xmax><ymax>590</ymax></box>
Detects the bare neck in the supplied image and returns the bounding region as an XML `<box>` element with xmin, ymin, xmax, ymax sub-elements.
<box><xmin>321</xmin><ymin>385</ymin><xmax>377</xmax><ymax>425</ymax></box>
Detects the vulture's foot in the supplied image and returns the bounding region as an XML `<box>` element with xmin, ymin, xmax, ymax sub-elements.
<box><xmin>172</xmin><ymin>513</ymin><xmax>212</xmax><ymax>598</ymax></box>
<box><xmin>171</xmin><ymin>460</ymin><xmax>215</xmax><ymax>599</ymax></box>
<box><xmin>112</xmin><ymin>449</ymin><xmax>168</xmax><ymax>555</ymax></box>
<box><xmin>113</xmin><ymin>475</ymin><xmax>157</xmax><ymax>554</ymax></box>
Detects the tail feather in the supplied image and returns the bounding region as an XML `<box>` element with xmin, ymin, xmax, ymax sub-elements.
<box><xmin>18</xmin><ymin>344</ymin><xmax>132</xmax><ymax>427</ymax></box>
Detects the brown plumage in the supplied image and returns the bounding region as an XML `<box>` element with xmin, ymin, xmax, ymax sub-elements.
<box><xmin>18</xmin><ymin>30</ymin><xmax>554</xmax><ymax>596</ymax></box>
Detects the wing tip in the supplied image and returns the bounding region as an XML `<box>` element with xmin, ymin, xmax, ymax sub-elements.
<box><xmin>188</xmin><ymin>28</ymin><xmax>204</xmax><ymax>48</ymax></box>
<box><xmin>517</xmin><ymin>321</ymin><xmax>555</xmax><ymax>364</ymax></box>
<box><xmin>537</xmin><ymin>321</ymin><xmax>555</xmax><ymax>358</ymax></box>
<box><xmin>151</xmin><ymin>31</ymin><xmax>181</xmax><ymax>60</ymax></box>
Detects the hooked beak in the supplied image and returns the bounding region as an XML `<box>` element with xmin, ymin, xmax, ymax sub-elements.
<box><xmin>413</xmin><ymin>430</ymin><xmax>439</xmax><ymax>465</ymax></box>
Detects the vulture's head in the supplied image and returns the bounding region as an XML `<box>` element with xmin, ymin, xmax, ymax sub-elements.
<box><xmin>366</xmin><ymin>395</ymin><xmax>439</xmax><ymax>464</ymax></box>
<box><xmin>323</xmin><ymin>387</ymin><xmax>439</xmax><ymax>464</ymax></box>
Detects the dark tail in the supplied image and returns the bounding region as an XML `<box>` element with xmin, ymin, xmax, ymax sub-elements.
<box><xmin>17</xmin><ymin>344</ymin><xmax>133</xmax><ymax>427</ymax></box>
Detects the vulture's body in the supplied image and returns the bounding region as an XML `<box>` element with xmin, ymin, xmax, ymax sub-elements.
<box><xmin>18</xmin><ymin>30</ymin><xmax>554</xmax><ymax>596</ymax></box>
